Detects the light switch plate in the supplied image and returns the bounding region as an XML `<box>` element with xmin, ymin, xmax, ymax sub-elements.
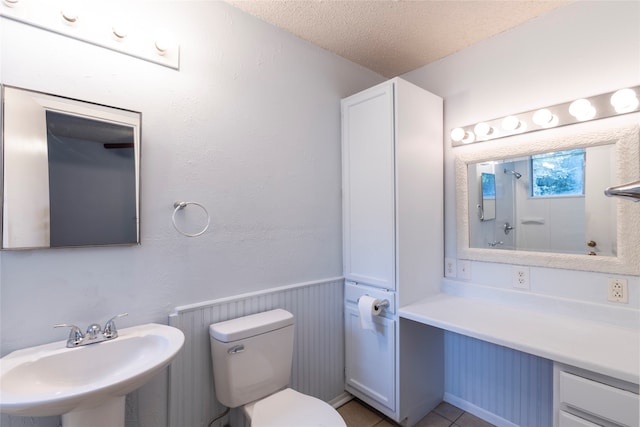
<box><xmin>445</xmin><ymin>258</ymin><xmax>457</xmax><ymax>278</ymax></box>
<box><xmin>457</xmin><ymin>260</ymin><xmax>471</xmax><ymax>280</ymax></box>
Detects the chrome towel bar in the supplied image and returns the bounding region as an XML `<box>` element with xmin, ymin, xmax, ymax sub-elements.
<box><xmin>604</xmin><ymin>180</ymin><xmax>640</xmax><ymax>202</ymax></box>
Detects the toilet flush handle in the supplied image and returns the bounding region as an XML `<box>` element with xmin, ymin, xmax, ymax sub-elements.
<box><xmin>228</xmin><ymin>344</ymin><xmax>245</xmax><ymax>354</ymax></box>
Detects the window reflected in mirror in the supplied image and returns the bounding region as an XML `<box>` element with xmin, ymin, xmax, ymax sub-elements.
<box><xmin>530</xmin><ymin>149</ymin><xmax>585</xmax><ymax>197</ymax></box>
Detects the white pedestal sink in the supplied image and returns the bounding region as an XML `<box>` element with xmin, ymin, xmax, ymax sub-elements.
<box><xmin>0</xmin><ymin>323</ymin><xmax>185</xmax><ymax>427</ymax></box>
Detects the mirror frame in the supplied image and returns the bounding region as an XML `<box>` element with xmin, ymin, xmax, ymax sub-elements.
<box><xmin>455</xmin><ymin>115</ymin><xmax>640</xmax><ymax>275</ymax></box>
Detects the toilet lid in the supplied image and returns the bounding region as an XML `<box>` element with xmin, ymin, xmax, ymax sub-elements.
<box><xmin>249</xmin><ymin>388</ymin><xmax>346</xmax><ymax>427</ymax></box>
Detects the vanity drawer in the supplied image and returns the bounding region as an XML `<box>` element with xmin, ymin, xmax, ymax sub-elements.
<box><xmin>559</xmin><ymin>371</ymin><xmax>639</xmax><ymax>426</ymax></box>
<box><xmin>558</xmin><ymin>411</ymin><xmax>600</xmax><ymax>427</ymax></box>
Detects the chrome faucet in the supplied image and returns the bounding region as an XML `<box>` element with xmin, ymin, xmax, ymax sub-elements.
<box><xmin>54</xmin><ymin>313</ymin><xmax>128</xmax><ymax>348</ymax></box>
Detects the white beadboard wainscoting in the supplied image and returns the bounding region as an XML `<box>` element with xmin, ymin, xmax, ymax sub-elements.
<box><xmin>168</xmin><ymin>277</ymin><xmax>345</xmax><ymax>427</ymax></box>
<box><xmin>444</xmin><ymin>332</ymin><xmax>553</xmax><ymax>427</ymax></box>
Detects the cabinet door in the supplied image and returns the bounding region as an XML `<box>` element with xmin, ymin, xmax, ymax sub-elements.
<box><xmin>342</xmin><ymin>82</ymin><xmax>395</xmax><ymax>290</ymax></box>
<box><xmin>345</xmin><ymin>307</ymin><xmax>396</xmax><ymax>411</ymax></box>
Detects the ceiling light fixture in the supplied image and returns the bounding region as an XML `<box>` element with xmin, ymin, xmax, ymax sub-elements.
<box><xmin>0</xmin><ymin>1</ymin><xmax>180</xmax><ymax>69</ymax></box>
<box><xmin>450</xmin><ymin>86</ymin><xmax>639</xmax><ymax>146</ymax></box>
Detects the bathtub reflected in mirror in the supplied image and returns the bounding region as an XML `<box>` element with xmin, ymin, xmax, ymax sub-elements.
<box><xmin>1</xmin><ymin>86</ymin><xmax>141</xmax><ymax>249</ymax></box>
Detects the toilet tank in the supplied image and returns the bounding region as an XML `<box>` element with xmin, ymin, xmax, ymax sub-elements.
<box><xmin>210</xmin><ymin>309</ymin><xmax>295</xmax><ymax>408</ymax></box>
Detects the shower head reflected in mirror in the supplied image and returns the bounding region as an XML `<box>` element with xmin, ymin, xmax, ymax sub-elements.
<box><xmin>504</xmin><ymin>168</ymin><xmax>522</xmax><ymax>179</ymax></box>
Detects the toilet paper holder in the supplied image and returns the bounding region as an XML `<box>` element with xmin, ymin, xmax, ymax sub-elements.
<box><xmin>357</xmin><ymin>296</ymin><xmax>390</xmax><ymax>311</ymax></box>
<box><xmin>375</xmin><ymin>299</ymin><xmax>390</xmax><ymax>310</ymax></box>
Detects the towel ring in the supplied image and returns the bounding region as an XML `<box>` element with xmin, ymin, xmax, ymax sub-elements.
<box><xmin>172</xmin><ymin>201</ymin><xmax>210</xmax><ymax>237</ymax></box>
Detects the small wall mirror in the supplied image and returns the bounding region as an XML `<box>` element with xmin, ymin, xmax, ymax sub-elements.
<box><xmin>479</xmin><ymin>172</ymin><xmax>496</xmax><ymax>222</ymax></box>
<box><xmin>455</xmin><ymin>118</ymin><xmax>640</xmax><ymax>275</ymax></box>
<box><xmin>1</xmin><ymin>86</ymin><xmax>141</xmax><ymax>249</ymax></box>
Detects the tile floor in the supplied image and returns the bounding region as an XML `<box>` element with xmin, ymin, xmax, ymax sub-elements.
<box><xmin>337</xmin><ymin>399</ymin><xmax>496</xmax><ymax>427</ymax></box>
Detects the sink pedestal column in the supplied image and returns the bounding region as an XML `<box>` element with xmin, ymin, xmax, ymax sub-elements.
<box><xmin>61</xmin><ymin>396</ymin><xmax>125</xmax><ymax>427</ymax></box>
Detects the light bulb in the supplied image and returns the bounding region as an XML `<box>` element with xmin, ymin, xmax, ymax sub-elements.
<box><xmin>451</xmin><ymin>128</ymin><xmax>466</xmax><ymax>142</ymax></box>
<box><xmin>501</xmin><ymin>116</ymin><xmax>521</xmax><ymax>132</ymax></box>
<box><xmin>154</xmin><ymin>32</ymin><xmax>175</xmax><ymax>55</ymax></box>
<box><xmin>532</xmin><ymin>109</ymin><xmax>558</xmax><ymax>128</ymax></box>
<box><xmin>60</xmin><ymin>1</ymin><xmax>80</xmax><ymax>24</ymax></box>
<box><xmin>569</xmin><ymin>99</ymin><xmax>596</xmax><ymax>121</ymax></box>
<box><xmin>461</xmin><ymin>131</ymin><xmax>475</xmax><ymax>144</ymax></box>
<box><xmin>474</xmin><ymin>122</ymin><xmax>493</xmax><ymax>138</ymax></box>
<box><xmin>61</xmin><ymin>9</ymin><xmax>78</xmax><ymax>23</ymax></box>
<box><xmin>451</xmin><ymin>128</ymin><xmax>476</xmax><ymax>144</ymax></box>
<box><xmin>610</xmin><ymin>88</ymin><xmax>639</xmax><ymax>114</ymax></box>
<box><xmin>112</xmin><ymin>23</ymin><xmax>128</xmax><ymax>40</ymax></box>
<box><xmin>155</xmin><ymin>40</ymin><xmax>168</xmax><ymax>54</ymax></box>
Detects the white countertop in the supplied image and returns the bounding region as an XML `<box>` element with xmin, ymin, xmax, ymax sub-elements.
<box><xmin>399</xmin><ymin>293</ymin><xmax>640</xmax><ymax>384</ymax></box>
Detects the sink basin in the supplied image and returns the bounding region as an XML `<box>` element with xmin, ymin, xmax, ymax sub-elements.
<box><xmin>0</xmin><ymin>323</ymin><xmax>184</xmax><ymax>425</ymax></box>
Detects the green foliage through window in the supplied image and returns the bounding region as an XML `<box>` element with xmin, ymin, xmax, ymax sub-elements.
<box><xmin>530</xmin><ymin>149</ymin><xmax>585</xmax><ymax>197</ymax></box>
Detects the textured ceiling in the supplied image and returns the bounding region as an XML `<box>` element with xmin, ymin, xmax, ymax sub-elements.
<box><xmin>226</xmin><ymin>0</ymin><xmax>571</xmax><ymax>77</ymax></box>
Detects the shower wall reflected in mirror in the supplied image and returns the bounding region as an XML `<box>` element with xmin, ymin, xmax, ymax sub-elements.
<box><xmin>467</xmin><ymin>145</ymin><xmax>615</xmax><ymax>256</ymax></box>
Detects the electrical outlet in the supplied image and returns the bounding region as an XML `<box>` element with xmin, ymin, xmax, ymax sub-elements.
<box><xmin>607</xmin><ymin>278</ymin><xmax>628</xmax><ymax>303</ymax></box>
<box><xmin>512</xmin><ymin>266</ymin><xmax>530</xmax><ymax>290</ymax></box>
<box><xmin>444</xmin><ymin>258</ymin><xmax>457</xmax><ymax>278</ymax></box>
<box><xmin>457</xmin><ymin>260</ymin><xmax>471</xmax><ymax>280</ymax></box>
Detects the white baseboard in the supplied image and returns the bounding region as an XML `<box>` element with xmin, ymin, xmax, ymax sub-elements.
<box><xmin>329</xmin><ymin>392</ymin><xmax>353</xmax><ymax>409</ymax></box>
<box><xmin>444</xmin><ymin>393</ymin><xmax>520</xmax><ymax>427</ymax></box>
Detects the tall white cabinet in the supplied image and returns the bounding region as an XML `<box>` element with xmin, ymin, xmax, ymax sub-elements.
<box><xmin>341</xmin><ymin>78</ymin><xmax>444</xmax><ymax>426</ymax></box>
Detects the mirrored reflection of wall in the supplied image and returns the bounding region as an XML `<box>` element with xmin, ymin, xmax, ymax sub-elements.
<box><xmin>46</xmin><ymin>111</ymin><xmax>137</xmax><ymax>247</ymax></box>
<box><xmin>1</xmin><ymin>86</ymin><xmax>141</xmax><ymax>249</ymax></box>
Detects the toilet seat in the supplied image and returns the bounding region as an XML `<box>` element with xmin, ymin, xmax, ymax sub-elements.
<box><xmin>244</xmin><ymin>388</ymin><xmax>346</xmax><ymax>427</ymax></box>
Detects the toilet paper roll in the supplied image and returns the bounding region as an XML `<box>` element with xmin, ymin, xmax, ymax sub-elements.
<box><xmin>358</xmin><ymin>295</ymin><xmax>382</xmax><ymax>331</ymax></box>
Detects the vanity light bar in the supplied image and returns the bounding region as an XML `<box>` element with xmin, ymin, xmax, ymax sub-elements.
<box><xmin>0</xmin><ymin>0</ymin><xmax>180</xmax><ymax>69</ymax></box>
<box><xmin>451</xmin><ymin>86</ymin><xmax>640</xmax><ymax>146</ymax></box>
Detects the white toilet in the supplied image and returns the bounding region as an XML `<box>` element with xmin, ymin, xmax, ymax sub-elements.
<box><xmin>210</xmin><ymin>308</ymin><xmax>347</xmax><ymax>427</ymax></box>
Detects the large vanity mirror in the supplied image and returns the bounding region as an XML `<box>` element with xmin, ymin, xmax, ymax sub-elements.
<box><xmin>455</xmin><ymin>117</ymin><xmax>640</xmax><ymax>274</ymax></box>
<box><xmin>1</xmin><ymin>86</ymin><xmax>141</xmax><ymax>249</ymax></box>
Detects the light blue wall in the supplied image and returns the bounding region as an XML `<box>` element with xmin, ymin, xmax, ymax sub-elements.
<box><xmin>0</xmin><ymin>1</ymin><xmax>383</xmax><ymax>426</ymax></box>
<box><xmin>445</xmin><ymin>332</ymin><xmax>553</xmax><ymax>427</ymax></box>
<box><xmin>402</xmin><ymin>1</ymin><xmax>640</xmax><ymax>425</ymax></box>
